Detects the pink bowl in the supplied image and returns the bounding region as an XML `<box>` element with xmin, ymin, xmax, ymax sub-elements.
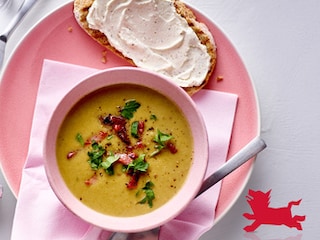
<box><xmin>43</xmin><ymin>67</ymin><xmax>208</xmax><ymax>233</ymax></box>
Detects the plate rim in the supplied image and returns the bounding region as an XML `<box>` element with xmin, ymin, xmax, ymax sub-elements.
<box><xmin>0</xmin><ymin>0</ymin><xmax>260</xmax><ymax>226</ymax></box>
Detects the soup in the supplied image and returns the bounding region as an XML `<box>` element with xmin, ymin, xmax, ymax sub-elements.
<box><xmin>56</xmin><ymin>84</ymin><xmax>193</xmax><ymax>217</ymax></box>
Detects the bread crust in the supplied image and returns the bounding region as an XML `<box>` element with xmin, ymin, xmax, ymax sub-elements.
<box><xmin>74</xmin><ymin>0</ymin><xmax>217</xmax><ymax>95</ymax></box>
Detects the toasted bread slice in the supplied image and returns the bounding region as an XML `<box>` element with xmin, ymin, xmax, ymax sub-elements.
<box><xmin>74</xmin><ymin>0</ymin><xmax>217</xmax><ymax>95</ymax></box>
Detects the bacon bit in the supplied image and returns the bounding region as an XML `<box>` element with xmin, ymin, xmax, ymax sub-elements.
<box><xmin>67</xmin><ymin>150</ymin><xmax>77</xmax><ymax>159</ymax></box>
<box><xmin>138</xmin><ymin>121</ymin><xmax>144</xmax><ymax>135</ymax></box>
<box><xmin>85</xmin><ymin>131</ymin><xmax>108</xmax><ymax>145</ymax></box>
<box><xmin>113</xmin><ymin>124</ymin><xmax>121</xmax><ymax>132</ymax></box>
<box><xmin>84</xmin><ymin>173</ymin><xmax>98</xmax><ymax>186</ymax></box>
<box><xmin>135</xmin><ymin>141</ymin><xmax>145</xmax><ymax>149</ymax></box>
<box><xmin>67</xmin><ymin>26</ymin><xmax>73</xmax><ymax>32</ymax></box>
<box><xmin>128</xmin><ymin>152</ymin><xmax>138</xmax><ymax>159</ymax></box>
<box><xmin>126</xmin><ymin>172</ymin><xmax>140</xmax><ymax>189</ymax></box>
<box><xmin>167</xmin><ymin>142</ymin><xmax>178</xmax><ymax>154</ymax></box>
<box><xmin>126</xmin><ymin>145</ymin><xmax>134</xmax><ymax>152</ymax></box>
<box><xmin>117</xmin><ymin>153</ymin><xmax>134</xmax><ymax>165</ymax></box>
<box><xmin>126</xmin><ymin>142</ymin><xmax>145</xmax><ymax>152</ymax></box>
<box><xmin>101</xmin><ymin>114</ymin><xmax>131</xmax><ymax>145</ymax></box>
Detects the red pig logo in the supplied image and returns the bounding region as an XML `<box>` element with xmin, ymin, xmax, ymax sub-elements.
<box><xmin>243</xmin><ymin>189</ymin><xmax>306</xmax><ymax>232</ymax></box>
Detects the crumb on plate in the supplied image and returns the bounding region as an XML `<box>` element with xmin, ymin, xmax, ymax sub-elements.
<box><xmin>217</xmin><ymin>75</ymin><xmax>224</xmax><ymax>81</ymax></box>
<box><xmin>101</xmin><ymin>50</ymin><xmax>107</xmax><ymax>64</ymax></box>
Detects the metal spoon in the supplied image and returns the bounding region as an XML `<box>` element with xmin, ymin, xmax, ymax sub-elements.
<box><xmin>109</xmin><ymin>136</ymin><xmax>266</xmax><ymax>240</ymax></box>
<box><xmin>0</xmin><ymin>0</ymin><xmax>38</xmax><ymax>69</ymax></box>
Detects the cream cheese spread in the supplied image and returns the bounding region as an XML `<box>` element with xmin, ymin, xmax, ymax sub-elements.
<box><xmin>87</xmin><ymin>0</ymin><xmax>212</xmax><ymax>87</ymax></box>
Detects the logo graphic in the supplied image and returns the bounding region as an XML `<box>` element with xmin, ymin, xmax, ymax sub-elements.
<box><xmin>243</xmin><ymin>189</ymin><xmax>306</xmax><ymax>232</ymax></box>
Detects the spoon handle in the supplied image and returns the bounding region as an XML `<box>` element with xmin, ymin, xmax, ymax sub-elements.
<box><xmin>196</xmin><ymin>136</ymin><xmax>266</xmax><ymax>198</ymax></box>
<box><xmin>108</xmin><ymin>136</ymin><xmax>266</xmax><ymax>240</ymax></box>
<box><xmin>0</xmin><ymin>0</ymin><xmax>38</xmax><ymax>68</ymax></box>
<box><xmin>1</xmin><ymin>0</ymin><xmax>38</xmax><ymax>40</ymax></box>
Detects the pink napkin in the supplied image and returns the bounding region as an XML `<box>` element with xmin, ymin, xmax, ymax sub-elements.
<box><xmin>12</xmin><ymin>59</ymin><xmax>238</xmax><ymax>240</ymax></box>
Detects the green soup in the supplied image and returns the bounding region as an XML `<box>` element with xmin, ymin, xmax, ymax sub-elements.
<box><xmin>56</xmin><ymin>84</ymin><xmax>193</xmax><ymax>217</ymax></box>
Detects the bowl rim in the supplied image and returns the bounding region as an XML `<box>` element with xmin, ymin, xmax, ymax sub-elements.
<box><xmin>43</xmin><ymin>66</ymin><xmax>209</xmax><ymax>233</ymax></box>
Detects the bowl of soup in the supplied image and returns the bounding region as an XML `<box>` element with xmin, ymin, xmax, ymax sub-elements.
<box><xmin>44</xmin><ymin>67</ymin><xmax>209</xmax><ymax>233</ymax></box>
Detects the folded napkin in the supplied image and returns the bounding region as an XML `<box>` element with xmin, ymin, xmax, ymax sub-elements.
<box><xmin>12</xmin><ymin>60</ymin><xmax>238</xmax><ymax>240</ymax></box>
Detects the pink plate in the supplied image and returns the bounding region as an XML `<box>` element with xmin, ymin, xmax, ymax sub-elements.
<box><xmin>0</xmin><ymin>2</ymin><xmax>259</xmax><ymax>223</ymax></box>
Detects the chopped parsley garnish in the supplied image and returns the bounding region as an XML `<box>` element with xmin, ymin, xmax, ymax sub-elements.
<box><xmin>88</xmin><ymin>142</ymin><xmax>120</xmax><ymax>175</ymax></box>
<box><xmin>137</xmin><ymin>181</ymin><xmax>155</xmax><ymax>208</ymax></box>
<box><xmin>131</xmin><ymin>121</ymin><xmax>139</xmax><ymax>138</ymax></box>
<box><xmin>126</xmin><ymin>154</ymin><xmax>148</xmax><ymax>173</ymax></box>
<box><xmin>76</xmin><ymin>133</ymin><xmax>84</xmax><ymax>146</ymax></box>
<box><xmin>67</xmin><ymin>98</ymin><xmax>181</xmax><ymax>209</ymax></box>
<box><xmin>120</xmin><ymin>99</ymin><xmax>141</xmax><ymax>119</ymax></box>
<box><xmin>87</xmin><ymin>142</ymin><xmax>105</xmax><ymax>170</ymax></box>
<box><xmin>101</xmin><ymin>153</ymin><xmax>120</xmax><ymax>175</ymax></box>
<box><xmin>150</xmin><ymin>130</ymin><xmax>173</xmax><ymax>156</ymax></box>
<box><xmin>150</xmin><ymin>114</ymin><xmax>157</xmax><ymax>121</ymax></box>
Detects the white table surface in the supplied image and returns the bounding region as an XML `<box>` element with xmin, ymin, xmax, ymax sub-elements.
<box><xmin>1</xmin><ymin>0</ymin><xmax>319</xmax><ymax>239</ymax></box>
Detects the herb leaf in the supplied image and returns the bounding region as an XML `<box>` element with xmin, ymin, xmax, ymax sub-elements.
<box><xmin>131</xmin><ymin>121</ymin><xmax>139</xmax><ymax>138</ymax></box>
<box><xmin>120</xmin><ymin>99</ymin><xmax>141</xmax><ymax>119</ymax></box>
<box><xmin>138</xmin><ymin>181</ymin><xmax>155</xmax><ymax>208</ymax></box>
<box><xmin>126</xmin><ymin>154</ymin><xmax>148</xmax><ymax>173</ymax></box>
<box><xmin>154</xmin><ymin>129</ymin><xmax>172</xmax><ymax>144</ymax></box>
<box><xmin>76</xmin><ymin>133</ymin><xmax>84</xmax><ymax>146</ymax></box>
<box><xmin>101</xmin><ymin>153</ymin><xmax>120</xmax><ymax>175</ymax></box>
<box><xmin>150</xmin><ymin>114</ymin><xmax>157</xmax><ymax>121</ymax></box>
<box><xmin>150</xmin><ymin>130</ymin><xmax>173</xmax><ymax>156</ymax></box>
<box><xmin>87</xmin><ymin>142</ymin><xmax>105</xmax><ymax>170</ymax></box>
